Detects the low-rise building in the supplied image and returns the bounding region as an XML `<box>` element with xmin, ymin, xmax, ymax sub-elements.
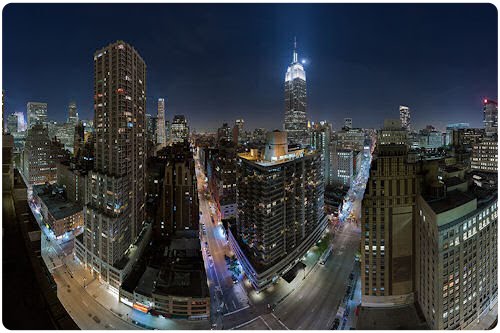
<box><xmin>32</xmin><ymin>183</ymin><xmax>83</xmax><ymax>238</ymax></box>
<box><xmin>119</xmin><ymin>237</ymin><xmax>210</xmax><ymax>320</ymax></box>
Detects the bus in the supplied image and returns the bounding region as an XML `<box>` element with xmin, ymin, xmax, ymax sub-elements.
<box><xmin>319</xmin><ymin>244</ymin><xmax>334</xmax><ymax>265</ymax></box>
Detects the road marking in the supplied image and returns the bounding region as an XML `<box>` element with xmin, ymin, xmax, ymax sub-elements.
<box><xmin>259</xmin><ymin>316</ymin><xmax>272</xmax><ymax>330</ymax></box>
<box><xmin>229</xmin><ymin>316</ymin><xmax>260</xmax><ymax>330</ymax></box>
<box><xmin>223</xmin><ymin>305</ymin><xmax>250</xmax><ymax>317</ymax></box>
<box><xmin>271</xmin><ymin>313</ymin><xmax>289</xmax><ymax>330</ymax></box>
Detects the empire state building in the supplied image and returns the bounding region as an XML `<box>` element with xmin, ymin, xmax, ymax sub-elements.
<box><xmin>284</xmin><ymin>38</ymin><xmax>308</xmax><ymax>146</ymax></box>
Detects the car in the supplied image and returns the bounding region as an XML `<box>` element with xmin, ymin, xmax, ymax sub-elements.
<box><xmin>331</xmin><ymin>318</ymin><xmax>340</xmax><ymax>330</ymax></box>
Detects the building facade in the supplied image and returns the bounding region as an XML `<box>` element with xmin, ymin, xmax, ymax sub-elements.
<box><xmin>471</xmin><ymin>138</ymin><xmax>498</xmax><ymax>173</ymax></box>
<box><xmin>57</xmin><ymin>160</ymin><xmax>87</xmax><ymax>204</ymax></box>
<box><xmin>416</xmin><ymin>186</ymin><xmax>497</xmax><ymax>329</ymax></box>
<box><xmin>157</xmin><ymin>142</ymin><xmax>199</xmax><ymax>236</ymax></box>
<box><xmin>210</xmin><ymin>140</ymin><xmax>237</xmax><ymax>220</ymax></box>
<box><xmin>361</xmin><ymin>122</ymin><xmax>417</xmax><ymax>307</ymax></box>
<box><xmin>331</xmin><ymin>147</ymin><xmax>355</xmax><ymax>187</ymax></box>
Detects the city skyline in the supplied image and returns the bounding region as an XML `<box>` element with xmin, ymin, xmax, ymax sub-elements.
<box><xmin>3</xmin><ymin>3</ymin><xmax>497</xmax><ymax>131</ymax></box>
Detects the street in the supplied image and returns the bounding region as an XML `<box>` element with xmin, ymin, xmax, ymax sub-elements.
<box><xmin>194</xmin><ymin>153</ymin><xmax>249</xmax><ymax>329</ymax></box>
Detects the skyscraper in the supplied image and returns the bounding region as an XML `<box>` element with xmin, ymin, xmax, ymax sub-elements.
<box><xmin>171</xmin><ymin>115</ymin><xmax>189</xmax><ymax>143</ymax></box>
<box><xmin>284</xmin><ymin>38</ymin><xmax>308</xmax><ymax>146</ymax></box>
<box><xmin>483</xmin><ymin>98</ymin><xmax>498</xmax><ymax>137</ymax></box>
<box><xmin>233</xmin><ymin>118</ymin><xmax>244</xmax><ymax>144</ymax></box>
<box><xmin>68</xmin><ymin>101</ymin><xmax>78</xmax><ymax>125</ymax></box>
<box><xmin>14</xmin><ymin>111</ymin><xmax>27</xmax><ymax>132</ymax></box>
<box><xmin>399</xmin><ymin>105</ymin><xmax>411</xmax><ymax>131</ymax></box>
<box><xmin>7</xmin><ymin>113</ymin><xmax>19</xmax><ymax>134</ymax></box>
<box><xmin>76</xmin><ymin>41</ymin><xmax>147</xmax><ymax>289</ymax></box>
<box><xmin>22</xmin><ymin>124</ymin><xmax>58</xmax><ymax>185</ymax></box>
<box><xmin>311</xmin><ymin>121</ymin><xmax>332</xmax><ymax>185</ymax></box>
<box><xmin>217</xmin><ymin>122</ymin><xmax>232</xmax><ymax>143</ymax></box>
<box><xmin>230</xmin><ymin>130</ymin><xmax>327</xmax><ymax>290</ymax></box>
<box><xmin>27</xmin><ymin>102</ymin><xmax>47</xmax><ymax>129</ymax></box>
<box><xmin>156</xmin><ymin>98</ymin><xmax>167</xmax><ymax>147</ymax></box>
<box><xmin>344</xmin><ymin>118</ymin><xmax>353</xmax><ymax>130</ymax></box>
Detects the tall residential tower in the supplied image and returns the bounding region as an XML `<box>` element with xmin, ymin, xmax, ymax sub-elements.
<box><xmin>76</xmin><ymin>41</ymin><xmax>147</xmax><ymax>289</ymax></box>
<box><xmin>230</xmin><ymin>131</ymin><xmax>327</xmax><ymax>290</ymax></box>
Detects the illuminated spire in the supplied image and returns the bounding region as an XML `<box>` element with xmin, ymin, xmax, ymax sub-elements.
<box><xmin>285</xmin><ymin>36</ymin><xmax>306</xmax><ymax>82</ymax></box>
<box><xmin>293</xmin><ymin>36</ymin><xmax>298</xmax><ymax>63</ymax></box>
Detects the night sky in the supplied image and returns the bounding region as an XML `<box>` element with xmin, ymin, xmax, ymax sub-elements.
<box><xmin>3</xmin><ymin>3</ymin><xmax>497</xmax><ymax>131</ymax></box>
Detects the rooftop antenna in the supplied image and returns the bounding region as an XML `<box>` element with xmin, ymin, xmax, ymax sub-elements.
<box><xmin>293</xmin><ymin>36</ymin><xmax>298</xmax><ymax>63</ymax></box>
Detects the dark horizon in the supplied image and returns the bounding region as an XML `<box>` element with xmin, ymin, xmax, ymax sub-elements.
<box><xmin>3</xmin><ymin>3</ymin><xmax>498</xmax><ymax>131</ymax></box>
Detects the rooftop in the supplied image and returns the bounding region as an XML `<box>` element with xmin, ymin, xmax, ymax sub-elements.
<box><xmin>154</xmin><ymin>237</ymin><xmax>208</xmax><ymax>298</ymax></box>
<box><xmin>135</xmin><ymin>267</ymin><xmax>160</xmax><ymax>297</ymax></box>
<box><xmin>443</xmin><ymin>176</ymin><xmax>466</xmax><ymax>187</ymax></box>
<box><xmin>426</xmin><ymin>190</ymin><xmax>476</xmax><ymax>214</ymax></box>
<box><xmin>33</xmin><ymin>184</ymin><xmax>82</xmax><ymax>220</ymax></box>
<box><xmin>239</xmin><ymin>148</ymin><xmax>315</xmax><ymax>167</ymax></box>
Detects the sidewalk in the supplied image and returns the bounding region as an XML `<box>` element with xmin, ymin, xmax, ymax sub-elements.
<box><xmin>343</xmin><ymin>265</ymin><xmax>362</xmax><ymax>330</ymax></box>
